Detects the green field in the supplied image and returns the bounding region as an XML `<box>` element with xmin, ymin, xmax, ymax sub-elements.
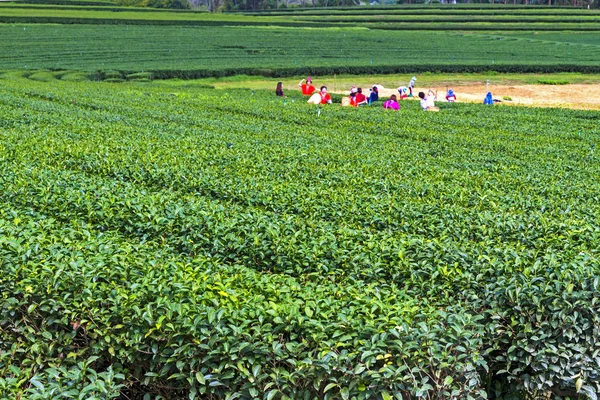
<box><xmin>1</xmin><ymin>72</ymin><xmax>600</xmax><ymax>399</ymax></box>
<box><xmin>0</xmin><ymin>2</ymin><xmax>599</xmax><ymax>77</ymax></box>
<box><xmin>1</xmin><ymin>24</ymin><xmax>599</xmax><ymax>77</ymax></box>
<box><xmin>2</xmin><ymin>2</ymin><xmax>600</xmax><ymax>399</ymax></box>
<box><xmin>1</xmin><ymin>3</ymin><xmax>599</xmax><ymax>30</ymax></box>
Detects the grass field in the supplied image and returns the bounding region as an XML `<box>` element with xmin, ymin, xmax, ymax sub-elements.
<box><xmin>1</xmin><ymin>72</ymin><xmax>600</xmax><ymax>399</ymax></box>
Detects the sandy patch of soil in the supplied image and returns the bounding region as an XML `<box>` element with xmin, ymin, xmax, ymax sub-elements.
<box><xmin>339</xmin><ymin>84</ymin><xmax>600</xmax><ymax>110</ymax></box>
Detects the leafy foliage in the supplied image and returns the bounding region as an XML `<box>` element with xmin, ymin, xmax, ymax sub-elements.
<box><xmin>537</xmin><ymin>78</ymin><xmax>570</xmax><ymax>85</ymax></box>
<box><xmin>0</xmin><ymin>23</ymin><xmax>599</xmax><ymax>76</ymax></box>
<box><xmin>1</xmin><ymin>74</ymin><xmax>599</xmax><ymax>399</ymax></box>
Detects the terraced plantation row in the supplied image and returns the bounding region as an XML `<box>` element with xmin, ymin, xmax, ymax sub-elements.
<box><xmin>0</xmin><ymin>2</ymin><xmax>599</xmax><ymax>30</ymax></box>
<box><xmin>245</xmin><ymin>4</ymin><xmax>600</xmax><ymax>12</ymax></box>
<box><xmin>1</xmin><ymin>73</ymin><xmax>599</xmax><ymax>399</ymax></box>
<box><xmin>1</xmin><ymin>24</ymin><xmax>599</xmax><ymax>76</ymax></box>
<box><xmin>256</xmin><ymin>6</ymin><xmax>600</xmax><ymax>30</ymax></box>
<box><xmin>244</xmin><ymin>4</ymin><xmax>600</xmax><ymax>16</ymax></box>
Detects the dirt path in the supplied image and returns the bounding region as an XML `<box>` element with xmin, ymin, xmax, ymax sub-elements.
<box><xmin>350</xmin><ymin>84</ymin><xmax>600</xmax><ymax>110</ymax></box>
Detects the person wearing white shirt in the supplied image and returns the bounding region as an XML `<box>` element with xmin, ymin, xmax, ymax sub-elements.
<box><xmin>408</xmin><ymin>76</ymin><xmax>417</xmax><ymax>97</ymax></box>
<box><xmin>426</xmin><ymin>89</ymin><xmax>437</xmax><ymax>108</ymax></box>
<box><xmin>418</xmin><ymin>91</ymin><xmax>440</xmax><ymax>112</ymax></box>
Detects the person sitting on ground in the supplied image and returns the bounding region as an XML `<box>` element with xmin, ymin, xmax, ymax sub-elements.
<box><xmin>426</xmin><ymin>89</ymin><xmax>437</xmax><ymax>109</ymax></box>
<box><xmin>483</xmin><ymin>92</ymin><xmax>494</xmax><ymax>105</ymax></box>
<box><xmin>318</xmin><ymin>86</ymin><xmax>332</xmax><ymax>104</ymax></box>
<box><xmin>299</xmin><ymin>76</ymin><xmax>316</xmax><ymax>96</ymax></box>
<box><xmin>383</xmin><ymin>94</ymin><xmax>400</xmax><ymax>110</ymax></box>
<box><xmin>418</xmin><ymin>91</ymin><xmax>440</xmax><ymax>112</ymax></box>
<box><xmin>369</xmin><ymin>85</ymin><xmax>379</xmax><ymax>103</ymax></box>
<box><xmin>446</xmin><ymin>89</ymin><xmax>456</xmax><ymax>102</ymax></box>
<box><xmin>356</xmin><ymin>88</ymin><xmax>368</xmax><ymax>106</ymax></box>
<box><xmin>349</xmin><ymin>92</ymin><xmax>358</xmax><ymax>107</ymax></box>
<box><xmin>276</xmin><ymin>82</ymin><xmax>284</xmax><ymax>97</ymax></box>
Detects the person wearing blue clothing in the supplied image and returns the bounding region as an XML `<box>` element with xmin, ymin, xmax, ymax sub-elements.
<box><xmin>446</xmin><ymin>89</ymin><xmax>457</xmax><ymax>102</ymax></box>
<box><xmin>484</xmin><ymin>92</ymin><xmax>494</xmax><ymax>105</ymax></box>
<box><xmin>368</xmin><ymin>86</ymin><xmax>379</xmax><ymax>104</ymax></box>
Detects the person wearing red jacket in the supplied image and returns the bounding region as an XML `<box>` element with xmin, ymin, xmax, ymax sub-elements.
<box><xmin>318</xmin><ymin>86</ymin><xmax>332</xmax><ymax>104</ymax></box>
<box><xmin>355</xmin><ymin>88</ymin><xmax>368</xmax><ymax>106</ymax></box>
<box><xmin>299</xmin><ymin>76</ymin><xmax>316</xmax><ymax>96</ymax></box>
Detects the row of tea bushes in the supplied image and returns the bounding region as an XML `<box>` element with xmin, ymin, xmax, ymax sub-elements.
<box><xmin>1</xmin><ymin>75</ymin><xmax>599</xmax><ymax>399</ymax></box>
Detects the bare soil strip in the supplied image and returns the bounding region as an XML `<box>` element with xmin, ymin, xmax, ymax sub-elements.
<box><xmin>345</xmin><ymin>84</ymin><xmax>600</xmax><ymax>110</ymax></box>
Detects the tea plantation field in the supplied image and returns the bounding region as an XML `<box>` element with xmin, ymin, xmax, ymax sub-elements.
<box><xmin>1</xmin><ymin>24</ymin><xmax>600</xmax><ymax>77</ymax></box>
<box><xmin>1</xmin><ymin>73</ymin><xmax>599</xmax><ymax>399</ymax></box>
<box><xmin>2</xmin><ymin>3</ymin><xmax>600</xmax><ymax>32</ymax></box>
<box><xmin>1</xmin><ymin>1</ymin><xmax>600</xmax><ymax>78</ymax></box>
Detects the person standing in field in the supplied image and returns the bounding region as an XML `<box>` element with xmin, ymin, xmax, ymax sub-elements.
<box><xmin>276</xmin><ymin>82</ymin><xmax>284</xmax><ymax>97</ymax></box>
<box><xmin>408</xmin><ymin>76</ymin><xmax>417</xmax><ymax>97</ymax></box>
<box><xmin>299</xmin><ymin>76</ymin><xmax>316</xmax><ymax>96</ymax></box>
<box><xmin>383</xmin><ymin>94</ymin><xmax>400</xmax><ymax>110</ymax></box>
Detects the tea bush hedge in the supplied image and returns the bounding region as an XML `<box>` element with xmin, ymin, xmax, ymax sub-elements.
<box><xmin>0</xmin><ymin>24</ymin><xmax>599</xmax><ymax>76</ymax></box>
<box><xmin>1</xmin><ymin>75</ymin><xmax>599</xmax><ymax>399</ymax></box>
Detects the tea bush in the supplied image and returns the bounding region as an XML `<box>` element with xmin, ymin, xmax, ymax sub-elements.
<box><xmin>0</xmin><ymin>24</ymin><xmax>599</xmax><ymax>75</ymax></box>
<box><xmin>1</xmin><ymin>75</ymin><xmax>599</xmax><ymax>399</ymax></box>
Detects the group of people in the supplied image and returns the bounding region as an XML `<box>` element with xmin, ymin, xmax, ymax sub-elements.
<box><xmin>276</xmin><ymin>76</ymin><xmax>489</xmax><ymax>111</ymax></box>
<box><xmin>378</xmin><ymin>89</ymin><xmax>448</xmax><ymax>112</ymax></box>
<box><xmin>277</xmin><ymin>77</ymin><xmax>333</xmax><ymax>104</ymax></box>
<box><xmin>343</xmin><ymin>85</ymin><xmax>380</xmax><ymax>107</ymax></box>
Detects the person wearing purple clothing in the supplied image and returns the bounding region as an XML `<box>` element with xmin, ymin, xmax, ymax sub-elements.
<box><xmin>383</xmin><ymin>95</ymin><xmax>400</xmax><ymax>110</ymax></box>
